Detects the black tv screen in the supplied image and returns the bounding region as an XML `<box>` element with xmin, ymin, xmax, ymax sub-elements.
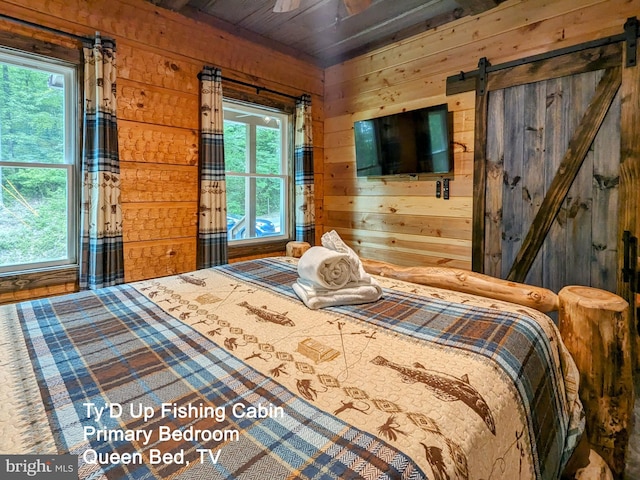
<box><xmin>353</xmin><ymin>103</ymin><xmax>452</xmax><ymax>177</ymax></box>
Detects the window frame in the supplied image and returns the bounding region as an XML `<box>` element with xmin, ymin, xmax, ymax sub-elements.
<box><xmin>222</xmin><ymin>98</ymin><xmax>293</xmax><ymax>248</ymax></box>
<box><xmin>0</xmin><ymin>44</ymin><xmax>80</xmax><ymax>278</ymax></box>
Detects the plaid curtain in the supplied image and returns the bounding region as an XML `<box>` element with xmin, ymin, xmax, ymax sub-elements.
<box><xmin>294</xmin><ymin>94</ymin><xmax>315</xmax><ymax>244</ymax></box>
<box><xmin>79</xmin><ymin>35</ymin><xmax>124</xmax><ymax>290</ymax></box>
<box><xmin>197</xmin><ymin>66</ymin><xmax>228</xmax><ymax>268</ymax></box>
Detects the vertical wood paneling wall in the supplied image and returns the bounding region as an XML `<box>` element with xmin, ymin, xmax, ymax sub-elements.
<box><xmin>323</xmin><ymin>0</ymin><xmax>640</xmax><ymax>269</ymax></box>
<box><xmin>0</xmin><ymin>0</ymin><xmax>324</xmax><ymax>303</ymax></box>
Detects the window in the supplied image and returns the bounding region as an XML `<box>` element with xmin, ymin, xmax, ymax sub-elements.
<box><xmin>223</xmin><ymin>100</ymin><xmax>290</xmax><ymax>243</ymax></box>
<box><xmin>0</xmin><ymin>48</ymin><xmax>77</xmax><ymax>273</ymax></box>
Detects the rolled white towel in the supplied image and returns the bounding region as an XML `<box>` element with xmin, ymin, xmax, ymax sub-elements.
<box><xmin>292</xmin><ymin>279</ymin><xmax>382</xmax><ymax>310</ymax></box>
<box><xmin>321</xmin><ymin>230</ymin><xmax>370</xmax><ymax>284</ymax></box>
<box><xmin>297</xmin><ymin>246</ymin><xmax>351</xmax><ymax>290</ymax></box>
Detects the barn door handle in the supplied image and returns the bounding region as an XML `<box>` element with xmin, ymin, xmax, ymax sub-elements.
<box><xmin>625</xmin><ymin>17</ymin><xmax>638</xmax><ymax>68</ymax></box>
<box><xmin>623</xmin><ymin>230</ymin><xmax>638</xmax><ymax>293</ymax></box>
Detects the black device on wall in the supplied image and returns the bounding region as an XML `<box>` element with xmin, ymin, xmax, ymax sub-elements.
<box><xmin>353</xmin><ymin>103</ymin><xmax>453</xmax><ymax>178</ymax></box>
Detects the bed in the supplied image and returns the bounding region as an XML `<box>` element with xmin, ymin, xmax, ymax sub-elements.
<box><xmin>0</xmin><ymin>251</ymin><xmax>618</xmax><ymax>479</ymax></box>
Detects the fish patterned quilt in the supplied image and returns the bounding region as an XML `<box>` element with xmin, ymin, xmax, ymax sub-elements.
<box><xmin>0</xmin><ymin>257</ymin><xmax>583</xmax><ymax>479</ymax></box>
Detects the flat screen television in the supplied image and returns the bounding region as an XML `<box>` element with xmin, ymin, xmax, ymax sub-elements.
<box><xmin>353</xmin><ymin>103</ymin><xmax>452</xmax><ymax>177</ymax></box>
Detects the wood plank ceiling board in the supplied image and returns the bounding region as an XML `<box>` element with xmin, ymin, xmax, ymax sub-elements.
<box><xmin>456</xmin><ymin>0</ymin><xmax>502</xmax><ymax>15</ymax></box>
<box><xmin>290</xmin><ymin>0</ymin><xmax>454</xmax><ymax>59</ymax></box>
<box><xmin>147</xmin><ymin>0</ymin><xmax>506</xmax><ymax>66</ymax></box>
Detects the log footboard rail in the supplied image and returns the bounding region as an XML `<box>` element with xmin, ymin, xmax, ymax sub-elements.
<box><xmin>361</xmin><ymin>259</ymin><xmax>559</xmax><ymax>313</ymax></box>
<box><xmin>360</xmin><ymin>258</ymin><xmax>632</xmax><ymax>479</ymax></box>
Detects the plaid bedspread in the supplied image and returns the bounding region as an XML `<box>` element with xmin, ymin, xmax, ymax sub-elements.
<box><xmin>0</xmin><ymin>257</ymin><xmax>583</xmax><ymax>480</ymax></box>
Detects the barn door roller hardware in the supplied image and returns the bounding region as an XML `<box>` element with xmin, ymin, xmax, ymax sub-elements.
<box><xmin>623</xmin><ymin>231</ymin><xmax>638</xmax><ymax>293</ymax></box>
<box><xmin>476</xmin><ymin>57</ymin><xmax>490</xmax><ymax>96</ymax></box>
<box><xmin>447</xmin><ymin>16</ymin><xmax>640</xmax><ymax>95</ymax></box>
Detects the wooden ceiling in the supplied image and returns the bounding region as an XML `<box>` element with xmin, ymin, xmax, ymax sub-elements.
<box><xmin>147</xmin><ymin>0</ymin><xmax>505</xmax><ymax>66</ymax></box>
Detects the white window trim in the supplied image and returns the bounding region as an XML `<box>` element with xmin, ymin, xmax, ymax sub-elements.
<box><xmin>223</xmin><ymin>99</ymin><xmax>291</xmax><ymax>245</ymax></box>
<box><xmin>0</xmin><ymin>47</ymin><xmax>78</xmax><ymax>274</ymax></box>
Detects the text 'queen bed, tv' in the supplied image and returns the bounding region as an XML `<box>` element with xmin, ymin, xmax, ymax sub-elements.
<box><xmin>0</xmin><ymin>251</ymin><xmax>620</xmax><ymax>479</ymax></box>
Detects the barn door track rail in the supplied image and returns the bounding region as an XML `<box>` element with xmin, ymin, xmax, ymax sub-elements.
<box><xmin>447</xmin><ymin>17</ymin><xmax>639</xmax><ymax>96</ymax></box>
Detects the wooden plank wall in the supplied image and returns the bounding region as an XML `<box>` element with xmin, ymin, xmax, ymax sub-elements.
<box><xmin>323</xmin><ymin>0</ymin><xmax>640</xmax><ymax>269</ymax></box>
<box><xmin>0</xmin><ymin>0</ymin><xmax>324</xmax><ymax>303</ymax></box>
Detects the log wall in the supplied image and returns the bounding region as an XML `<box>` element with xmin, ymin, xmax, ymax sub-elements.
<box><xmin>0</xmin><ymin>0</ymin><xmax>324</xmax><ymax>303</ymax></box>
<box><xmin>323</xmin><ymin>0</ymin><xmax>640</xmax><ymax>269</ymax></box>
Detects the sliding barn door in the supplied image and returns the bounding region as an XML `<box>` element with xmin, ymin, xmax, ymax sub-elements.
<box><xmin>458</xmin><ymin>38</ymin><xmax>639</xmax><ymax>335</ymax></box>
<box><xmin>484</xmin><ymin>69</ymin><xmax>621</xmax><ymax>293</ymax></box>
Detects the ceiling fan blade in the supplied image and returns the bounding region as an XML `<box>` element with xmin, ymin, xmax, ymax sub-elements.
<box><xmin>273</xmin><ymin>0</ymin><xmax>301</xmax><ymax>12</ymax></box>
<box><xmin>343</xmin><ymin>0</ymin><xmax>372</xmax><ymax>16</ymax></box>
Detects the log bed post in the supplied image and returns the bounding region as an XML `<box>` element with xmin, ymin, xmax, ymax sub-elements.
<box><xmin>286</xmin><ymin>241</ymin><xmax>311</xmax><ymax>258</ymax></box>
<box><xmin>558</xmin><ymin>286</ymin><xmax>632</xmax><ymax>479</ymax></box>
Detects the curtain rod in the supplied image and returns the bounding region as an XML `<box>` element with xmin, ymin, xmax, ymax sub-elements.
<box><xmin>0</xmin><ymin>13</ymin><xmax>93</xmax><ymax>44</ymax></box>
<box><xmin>221</xmin><ymin>75</ymin><xmax>303</xmax><ymax>102</ymax></box>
